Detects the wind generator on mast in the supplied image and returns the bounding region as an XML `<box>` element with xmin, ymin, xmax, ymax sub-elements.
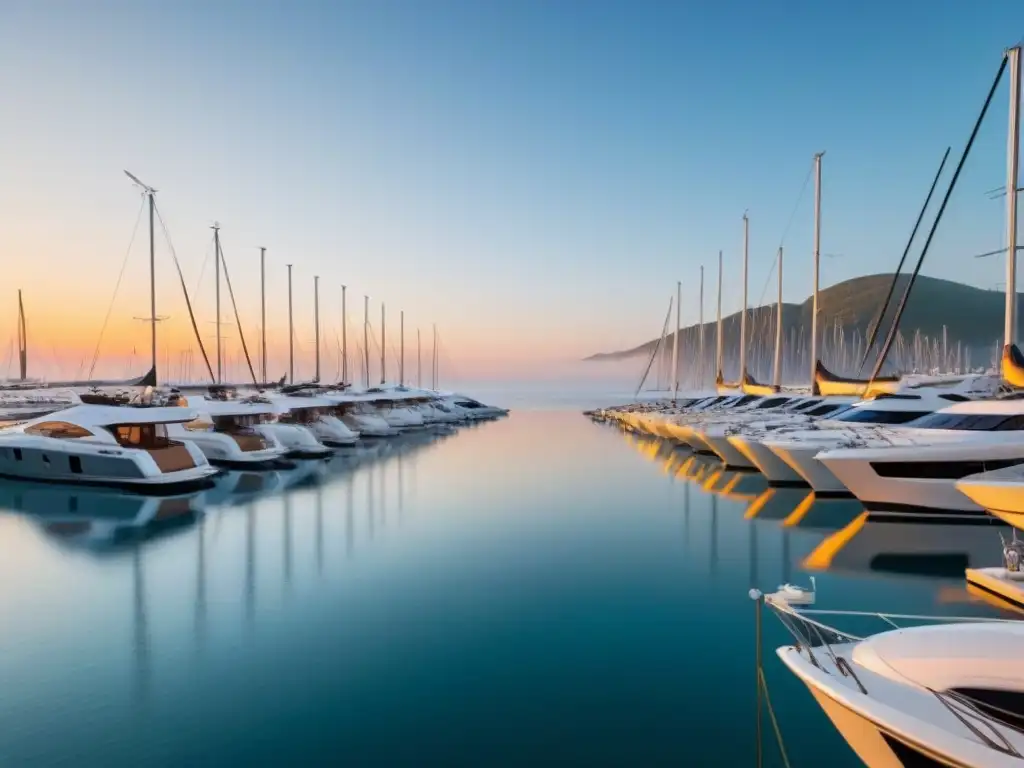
<box><xmin>124</xmin><ymin>170</ymin><xmax>161</xmax><ymax>385</ymax></box>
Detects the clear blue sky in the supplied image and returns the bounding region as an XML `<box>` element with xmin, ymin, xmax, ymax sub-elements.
<box><xmin>1</xmin><ymin>0</ymin><xmax>1022</xmax><ymax>382</ymax></box>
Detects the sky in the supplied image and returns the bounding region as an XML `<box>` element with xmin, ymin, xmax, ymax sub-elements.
<box><xmin>1</xmin><ymin>0</ymin><xmax>1023</xmax><ymax>387</ymax></box>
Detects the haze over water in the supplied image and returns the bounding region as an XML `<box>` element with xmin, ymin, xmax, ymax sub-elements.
<box><xmin>0</xmin><ymin>402</ymin><xmax>1011</xmax><ymax>766</ymax></box>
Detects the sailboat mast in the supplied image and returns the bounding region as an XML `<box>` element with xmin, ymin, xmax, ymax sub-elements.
<box><xmin>417</xmin><ymin>328</ymin><xmax>422</xmax><ymax>387</ymax></box>
<box><xmin>17</xmin><ymin>289</ymin><xmax>26</xmax><ymax>381</ymax></box>
<box><xmin>380</xmin><ymin>303</ymin><xmax>386</xmax><ymax>385</ymax></box>
<box><xmin>432</xmin><ymin>323</ymin><xmax>437</xmax><ymax>389</ymax></box>
<box><xmin>287</xmin><ymin>263</ymin><xmax>294</xmax><ymax>384</ymax></box>
<box><xmin>149</xmin><ymin>191</ymin><xmax>156</xmax><ymax>383</ymax></box>
<box><xmin>363</xmin><ymin>295</ymin><xmax>370</xmax><ymax>388</ymax></box>
<box><xmin>260</xmin><ymin>247</ymin><xmax>267</xmax><ymax>384</ymax></box>
<box><xmin>774</xmin><ymin>247</ymin><xmax>784</xmax><ymax>389</ymax></box>
<box><xmin>740</xmin><ymin>213</ymin><xmax>749</xmax><ymax>378</ymax></box>
<box><xmin>214</xmin><ymin>224</ymin><xmax>222</xmax><ymax>384</ymax></box>
<box><xmin>1006</xmin><ymin>46</ymin><xmax>1021</xmax><ymax>348</ymax></box>
<box><xmin>341</xmin><ymin>285</ymin><xmax>348</xmax><ymax>385</ymax></box>
<box><xmin>699</xmin><ymin>266</ymin><xmax>704</xmax><ymax>387</ymax></box>
<box><xmin>811</xmin><ymin>152</ymin><xmax>824</xmax><ymax>383</ymax></box>
<box><xmin>400</xmin><ymin>310</ymin><xmax>405</xmax><ymax>386</ymax></box>
<box><xmin>314</xmin><ymin>275</ymin><xmax>320</xmax><ymax>382</ymax></box>
<box><xmin>716</xmin><ymin>250</ymin><xmax>723</xmax><ymax>375</ymax></box>
<box><xmin>672</xmin><ymin>281</ymin><xmax>680</xmax><ymax>399</ymax></box>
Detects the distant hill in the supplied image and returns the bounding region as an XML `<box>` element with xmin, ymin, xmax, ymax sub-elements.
<box><xmin>587</xmin><ymin>274</ymin><xmax>1017</xmax><ymax>381</ymax></box>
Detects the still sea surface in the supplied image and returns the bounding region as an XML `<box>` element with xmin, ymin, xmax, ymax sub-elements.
<box><xmin>0</xmin><ymin>404</ymin><xmax>1014</xmax><ymax>766</ymax></box>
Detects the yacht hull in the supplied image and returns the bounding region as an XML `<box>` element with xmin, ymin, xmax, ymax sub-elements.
<box><xmin>0</xmin><ymin>468</ymin><xmax>216</xmax><ymax>495</ymax></box>
<box><xmin>957</xmin><ymin>471</ymin><xmax>1024</xmax><ymax>529</ymax></box>
<box><xmin>818</xmin><ymin>444</ymin><xmax>1024</xmax><ymax>518</ymax></box>
<box><xmin>729</xmin><ymin>436</ymin><xmax>807</xmax><ymax>485</ymax></box>
<box><xmin>765</xmin><ymin>442</ymin><xmax>850</xmax><ymax>494</ymax></box>
<box><xmin>701</xmin><ymin>432</ymin><xmax>753</xmax><ymax>468</ymax></box>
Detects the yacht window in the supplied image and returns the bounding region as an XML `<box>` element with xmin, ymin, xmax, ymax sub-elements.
<box><xmin>24</xmin><ymin>421</ymin><xmax>93</xmax><ymax>439</ymax></box>
<box><xmin>69</xmin><ymin>456</ymin><xmax>82</xmax><ymax>474</ymax></box>
<box><xmin>906</xmin><ymin>413</ymin><xmax>1024</xmax><ymax>431</ymax></box>
<box><xmin>950</xmin><ymin>688</ymin><xmax>1024</xmax><ymax>730</ymax></box>
<box><xmin>938</xmin><ymin>394</ymin><xmax>971</xmax><ymax>402</ymax></box>
<box><xmin>871</xmin><ymin>393</ymin><xmax>922</xmax><ymax>401</ymax></box>
<box><xmin>110</xmin><ymin>423</ymin><xmax>172</xmax><ymax>448</ymax></box>
<box><xmin>833</xmin><ymin>408</ymin><xmax>925</xmax><ymax>425</ymax></box>
<box><xmin>13</xmin><ymin>448</ymin><xmax>22</xmax><ymax>461</ymax></box>
<box><xmin>755</xmin><ymin>397</ymin><xmax>789</xmax><ymax>409</ymax></box>
<box><xmin>807</xmin><ymin>404</ymin><xmax>848</xmax><ymax>417</ymax></box>
<box><xmin>789</xmin><ymin>400</ymin><xmax>822</xmax><ymax>412</ymax></box>
<box><xmin>732</xmin><ymin>396</ymin><xmax>760</xmax><ymax>407</ymax></box>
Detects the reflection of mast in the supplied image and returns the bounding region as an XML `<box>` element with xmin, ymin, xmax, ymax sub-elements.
<box><xmin>367</xmin><ymin>465</ymin><xmax>375</xmax><ymax>540</ymax></box>
<box><xmin>195</xmin><ymin>515</ymin><xmax>206</xmax><ymax>649</ymax></box>
<box><xmin>316</xmin><ymin>483</ymin><xmax>324</xmax><ymax>574</ymax></box>
<box><xmin>132</xmin><ymin>545</ymin><xmax>150</xmax><ymax>702</ymax></box>
<box><xmin>346</xmin><ymin>476</ymin><xmax>354</xmax><ymax>558</ymax></box>
<box><xmin>246</xmin><ymin>502</ymin><xmax>256</xmax><ymax>624</ymax></box>
<box><xmin>710</xmin><ymin>494</ymin><xmax>718</xmax><ymax>575</ymax></box>
<box><xmin>283</xmin><ymin>493</ymin><xmax>292</xmax><ymax>587</ymax></box>
<box><xmin>781</xmin><ymin>529</ymin><xmax>791</xmax><ymax>584</ymax></box>
<box><xmin>380</xmin><ymin>456</ymin><xmax>387</xmax><ymax>527</ymax></box>
<box><xmin>398</xmin><ymin>451</ymin><xmax>404</xmax><ymax>523</ymax></box>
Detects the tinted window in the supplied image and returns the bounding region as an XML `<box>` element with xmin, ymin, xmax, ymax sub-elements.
<box><xmin>907</xmin><ymin>412</ymin><xmax>1024</xmax><ymax>431</ymax></box>
<box><xmin>807</xmin><ymin>404</ymin><xmax>847</xmax><ymax>417</ymax></box>
<box><xmin>24</xmin><ymin>421</ymin><xmax>92</xmax><ymax>438</ymax></box>
<box><xmin>755</xmin><ymin>397</ymin><xmax>789</xmax><ymax>409</ymax></box>
<box><xmin>790</xmin><ymin>400</ymin><xmax>822</xmax><ymax>412</ymax></box>
<box><xmin>733</xmin><ymin>395</ymin><xmax>760</xmax><ymax>407</ymax></box>
<box><xmin>834</xmin><ymin>408</ymin><xmax>925</xmax><ymax>425</ymax></box>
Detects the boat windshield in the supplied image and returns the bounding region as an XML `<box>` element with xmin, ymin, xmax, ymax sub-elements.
<box><xmin>755</xmin><ymin>397</ymin><xmax>790</xmax><ymax>410</ymax></box>
<box><xmin>280</xmin><ymin>407</ymin><xmax>321</xmax><ymax>424</ymax></box>
<box><xmin>831</xmin><ymin>408</ymin><xmax>926</xmax><ymax>425</ymax></box>
<box><xmin>732</xmin><ymin>395</ymin><xmax>761</xmax><ymax>407</ymax></box>
<box><xmin>109</xmin><ymin>423</ymin><xmax>172</xmax><ymax>448</ymax></box>
<box><xmin>905</xmin><ymin>412</ymin><xmax>1024</xmax><ymax>431</ymax></box>
<box><xmin>23</xmin><ymin>421</ymin><xmax>93</xmax><ymax>439</ymax></box>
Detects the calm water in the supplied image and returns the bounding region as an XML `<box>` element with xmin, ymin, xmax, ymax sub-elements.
<box><xmin>0</xmin><ymin>409</ymin><xmax>1014</xmax><ymax>766</ymax></box>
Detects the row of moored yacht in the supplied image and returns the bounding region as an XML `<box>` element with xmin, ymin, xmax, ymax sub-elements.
<box><xmin>592</xmin><ymin>373</ymin><xmax>1024</xmax><ymax>767</ymax></box>
<box><xmin>591</xmin><ymin>371</ymin><xmax>1024</xmax><ymax>522</ymax></box>
<box><xmin>0</xmin><ymin>385</ymin><xmax>507</xmax><ymax>494</ymax></box>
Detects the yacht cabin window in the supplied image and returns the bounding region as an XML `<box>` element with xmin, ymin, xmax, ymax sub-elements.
<box><xmin>806</xmin><ymin>403</ymin><xmax>850</xmax><ymax>417</ymax></box>
<box><xmin>789</xmin><ymin>399</ymin><xmax>822</xmax><ymax>412</ymax></box>
<box><xmin>109</xmin><ymin>423</ymin><xmax>172</xmax><ymax>448</ymax></box>
<box><xmin>755</xmin><ymin>397</ymin><xmax>789</xmax><ymax>410</ymax></box>
<box><xmin>24</xmin><ymin>421</ymin><xmax>93</xmax><ymax>439</ymax></box>
<box><xmin>831</xmin><ymin>408</ymin><xmax>925</xmax><ymax>425</ymax></box>
<box><xmin>905</xmin><ymin>412</ymin><xmax>1024</xmax><ymax>431</ymax></box>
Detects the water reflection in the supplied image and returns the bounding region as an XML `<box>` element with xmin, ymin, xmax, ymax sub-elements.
<box><xmin>804</xmin><ymin>512</ymin><xmax>1009</xmax><ymax>582</ymax></box>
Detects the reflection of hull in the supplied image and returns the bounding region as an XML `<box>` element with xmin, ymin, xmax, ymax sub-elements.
<box><xmin>0</xmin><ymin>479</ymin><xmax>203</xmax><ymax>549</ymax></box>
<box><xmin>804</xmin><ymin>512</ymin><xmax>1006</xmax><ymax>582</ymax></box>
<box><xmin>744</xmin><ymin>487</ymin><xmax>814</xmax><ymax>522</ymax></box>
<box><xmin>205</xmin><ymin>470</ymin><xmax>285</xmax><ymax>506</ymax></box>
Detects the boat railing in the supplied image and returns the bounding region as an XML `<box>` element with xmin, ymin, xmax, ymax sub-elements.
<box><xmin>760</xmin><ymin>593</ymin><xmax>1019</xmax><ymax>699</ymax></box>
<box><xmin>930</xmin><ymin>688</ymin><xmax>1023</xmax><ymax>756</ymax></box>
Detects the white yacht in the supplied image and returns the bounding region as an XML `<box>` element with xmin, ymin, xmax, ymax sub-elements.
<box><xmin>771</xmin><ymin>603</ymin><xmax>1024</xmax><ymax>767</ymax></box>
<box><xmin>761</xmin><ymin>378</ymin><xmax>998</xmax><ymax>494</ymax></box>
<box><xmin>816</xmin><ymin>398</ymin><xmax>1024</xmax><ymax>518</ymax></box>
<box><xmin>721</xmin><ymin>399</ymin><xmax>857</xmax><ymax>475</ymax></box>
<box><xmin>661</xmin><ymin>395</ymin><xmax>762</xmax><ymax>445</ymax></box>
<box><xmin>264</xmin><ymin>392</ymin><xmax>358</xmax><ymax>450</ymax></box>
<box><xmin>688</xmin><ymin>396</ymin><xmax>825</xmax><ymax>463</ymax></box>
<box><xmin>168</xmin><ymin>395</ymin><xmax>289</xmax><ymax>467</ymax></box>
<box><xmin>0</xmin><ymin>404</ymin><xmax>218</xmax><ymax>493</ymax></box>
<box><xmin>324</xmin><ymin>393</ymin><xmax>401</xmax><ymax>437</ymax></box>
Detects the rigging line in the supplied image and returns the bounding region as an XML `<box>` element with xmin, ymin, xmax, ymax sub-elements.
<box><xmin>191</xmin><ymin>239</ymin><xmax>214</xmax><ymax>310</ymax></box>
<box><xmin>777</xmin><ymin>163</ymin><xmax>814</xmax><ymax>247</ymax></box>
<box><xmin>154</xmin><ymin>204</ymin><xmax>216</xmax><ymax>383</ymax></box>
<box><xmin>869</xmin><ymin>55</ymin><xmax>1008</xmax><ymax>386</ymax></box>
<box><xmin>88</xmin><ymin>197</ymin><xmax>146</xmax><ymax>379</ymax></box>
<box><xmin>635</xmin><ymin>298</ymin><xmax>674</xmax><ymax>398</ymax></box>
<box><xmin>858</xmin><ymin>146</ymin><xmax>951</xmax><ymax>373</ymax></box>
<box><xmin>216</xmin><ymin>237</ymin><xmax>258</xmax><ymax>385</ymax></box>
